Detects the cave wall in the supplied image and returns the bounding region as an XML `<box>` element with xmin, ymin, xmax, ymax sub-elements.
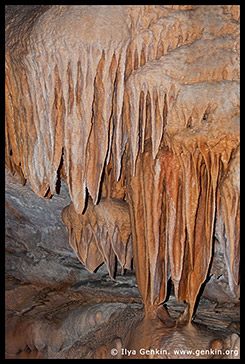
<box><xmin>5</xmin><ymin>5</ymin><xmax>239</xmax><ymax>323</ymax></box>
<box><xmin>6</xmin><ymin>169</ymin><xmax>86</xmax><ymax>285</ymax></box>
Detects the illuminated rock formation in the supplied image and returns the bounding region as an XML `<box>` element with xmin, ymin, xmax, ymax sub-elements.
<box><xmin>5</xmin><ymin>4</ymin><xmax>240</xmax><ymax>359</ymax></box>
<box><xmin>62</xmin><ymin>197</ymin><xmax>132</xmax><ymax>278</ymax></box>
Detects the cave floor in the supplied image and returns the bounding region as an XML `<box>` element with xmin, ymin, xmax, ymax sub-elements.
<box><xmin>5</xmin><ymin>272</ymin><xmax>240</xmax><ymax>359</ymax></box>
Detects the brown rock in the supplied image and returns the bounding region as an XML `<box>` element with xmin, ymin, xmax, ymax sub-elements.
<box><xmin>5</xmin><ymin>4</ymin><xmax>239</xmax><ymax>358</ymax></box>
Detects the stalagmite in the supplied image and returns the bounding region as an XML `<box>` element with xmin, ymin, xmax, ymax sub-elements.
<box><xmin>6</xmin><ymin>4</ymin><xmax>240</xmax><ymax>331</ymax></box>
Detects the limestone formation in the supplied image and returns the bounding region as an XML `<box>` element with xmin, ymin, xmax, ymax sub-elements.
<box><xmin>62</xmin><ymin>197</ymin><xmax>132</xmax><ymax>278</ymax></box>
<box><xmin>5</xmin><ymin>5</ymin><xmax>240</xmax><ymax>359</ymax></box>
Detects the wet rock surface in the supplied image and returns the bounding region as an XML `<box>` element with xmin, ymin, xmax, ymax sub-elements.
<box><xmin>5</xmin><ymin>273</ymin><xmax>239</xmax><ymax>359</ymax></box>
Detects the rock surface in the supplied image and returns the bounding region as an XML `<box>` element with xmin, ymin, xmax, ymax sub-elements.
<box><xmin>5</xmin><ymin>274</ymin><xmax>239</xmax><ymax>359</ymax></box>
<box><xmin>5</xmin><ymin>5</ymin><xmax>239</xmax><ymax>359</ymax></box>
<box><xmin>5</xmin><ymin>167</ymin><xmax>240</xmax><ymax>359</ymax></box>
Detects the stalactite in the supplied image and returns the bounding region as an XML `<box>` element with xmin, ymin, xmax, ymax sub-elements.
<box><xmin>62</xmin><ymin>197</ymin><xmax>132</xmax><ymax>278</ymax></box>
<box><xmin>216</xmin><ymin>146</ymin><xmax>240</xmax><ymax>298</ymax></box>
<box><xmin>126</xmin><ymin>135</ymin><xmax>239</xmax><ymax>321</ymax></box>
<box><xmin>165</xmin><ymin>150</ymin><xmax>185</xmax><ymax>300</ymax></box>
<box><xmin>6</xmin><ymin>5</ymin><xmax>240</xmax><ymax>325</ymax></box>
<box><xmin>123</xmin><ymin>23</ymin><xmax>239</xmax><ymax>317</ymax></box>
<box><xmin>124</xmin><ymin>35</ymin><xmax>239</xmax><ymax>171</ymax></box>
<box><xmin>126</xmin><ymin>140</ymin><xmax>168</xmax><ymax>308</ymax></box>
<box><xmin>6</xmin><ymin>5</ymin><xmax>239</xmax><ymax>209</ymax></box>
<box><xmin>100</xmin><ymin>141</ymin><xmax>127</xmax><ymax>201</ymax></box>
<box><xmin>5</xmin><ymin>5</ymin><xmax>131</xmax><ymax>214</ymax></box>
<box><xmin>125</xmin><ymin>5</ymin><xmax>205</xmax><ymax>77</ymax></box>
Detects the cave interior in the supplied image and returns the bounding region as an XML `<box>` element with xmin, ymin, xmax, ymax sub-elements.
<box><xmin>5</xmin><ymin>5</ymin><xmax>240</xmax><ymax>359</ymax></box>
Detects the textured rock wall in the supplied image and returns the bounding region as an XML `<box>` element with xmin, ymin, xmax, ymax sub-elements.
<box><xmin>5</xmin><ymin>169</ymin><xmax>85</xmax><ymax>285</ymax></box>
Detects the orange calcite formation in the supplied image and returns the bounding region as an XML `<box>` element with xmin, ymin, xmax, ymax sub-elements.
<box><xmin>62</xmin><ymin>198</ymin><xmax>132</xmax><ymax>278</ymax></box>
<box><xmin>5</xmin><ymin>5</ymin><xmax>240</xmax><ymax>322</ymax></box>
